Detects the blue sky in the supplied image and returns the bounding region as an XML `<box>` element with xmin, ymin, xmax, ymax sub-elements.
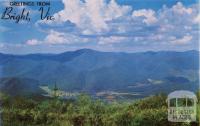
<box><xmin>0</xmin><ymin>0</ymin><xmax>199</xmax><ymax>54</ymax></box>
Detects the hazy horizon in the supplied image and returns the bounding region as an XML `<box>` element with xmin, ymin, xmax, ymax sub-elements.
<box><xmin>0</xmin><ymin>48</ymin><xmax>199</xmax><ymax>55</ymax></box>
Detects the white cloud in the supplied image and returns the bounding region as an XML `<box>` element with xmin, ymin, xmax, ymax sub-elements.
<box><xmin>169</xmin><ymin>36</ymin><xmax>176</xmax><ymax>40</ymax></box>
<box><xmin>193</xmin><ymin>14</ymin><xmax>200</xmax><ymax>24</ymax></box>
<box><xmin>159</xmin><ymin>24</ymin><xmax>174</xmax><ymax>32</ymax></box>
<box><xmin>156</xmin><ymin>2</ymin><xmax>196</xmax><ymax>34</ymax></box>
<box><xmin>172</xmin><ymin>2</ymin><xmax>193</xmax><ymax>15</ymax></box>
<box><xmin>148</xmin><ymin>34</ymin><xmax>164</xmax><ymax>41</ymax></box>
<box><xmin>44</xmin><ymin>30</ymin><xmax>67</xmax><ymax>44</ymax></box>
<box><xmin>82</xmin><ymin>29</ymin><xmax>93</xmax><ymax>35</ymax></box>
<box><xmin>85</xmin><ymin>0</ymin><xmax>108</xmax><ymax>31</ymax></box>
<box><xmin>46</xmin><ymin>0</ymin><xmax>131</xmax><ymax>32</ymax></box>
<box><xmin>45</xmin><ymin>30</ymin><xmax>90</xmax><ymax>44</ymax></box>
<box><xmin>26</xmin><ymin>30</ymin><xmax>90</xmax><ymax>46</ymax></box>
<box><xmin>171</xmin><ymin>35</ymin><xmax>193</xmax><ymax>45</ymax></box>
<box><xmin>26</xmin><ymin>39</ymin><xmax>41</xmax><ymax>46</ymax></box>
<box><xmin>98</xmin><ymin>36</ymin><xmax>127</xmax><ymax>45</ymax></box>
<box><xmin>133</xmin><ymin>37</ymin><xmax>144</xmax><ymax>42</ymax></box>
<box><xmin>184</xmin><ymin>26</ymin><xmax>192</xmax><ymax>30</ymax></box>
<box><xmin>104</xmin><ymin>0</ymin><xmax>131</xmax><ymax>20</ymax></box>
<box><xmin>132</xmin><ymin>9</ymin><xmax>157</xmax><ymax>25</ymax></box>
<box><xmin>54</xmin><ymin>0</ymin><xmax>83</xmax><ymax>27</ymax></box>
<box><xmin>30</xmin><ymin>2</ymin><xmax>198</xmax><ymax>52</ymax></box>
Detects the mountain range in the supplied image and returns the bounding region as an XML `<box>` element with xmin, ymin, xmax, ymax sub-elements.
<box><xmin>0</xmin><ymin>49</ymin><xmax>199</xmax><ymax>97</ymax></box>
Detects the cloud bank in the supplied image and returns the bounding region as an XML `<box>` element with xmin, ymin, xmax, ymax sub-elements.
<box><xmin>1</xmin><ymin>0</ymin><xmax>198</xmax><ymax>53</ymax></box>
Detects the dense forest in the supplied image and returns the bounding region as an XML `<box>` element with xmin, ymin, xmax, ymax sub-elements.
<box><xmin>0</xmin><ymin>91</ymin><xmax>199</xmax><ymax>126</ymax></box>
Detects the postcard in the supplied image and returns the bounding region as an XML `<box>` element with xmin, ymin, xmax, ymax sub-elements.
<box><xmin>0</xmin><ymin>0</ymin><xmax>199</xmax><ymax>126</ymax></box>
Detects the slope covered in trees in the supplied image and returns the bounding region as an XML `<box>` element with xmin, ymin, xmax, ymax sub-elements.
<box><xmin>0</xmin><ymin>92</ymin><xmax>199</xmax><ymax>126</ymax></box>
